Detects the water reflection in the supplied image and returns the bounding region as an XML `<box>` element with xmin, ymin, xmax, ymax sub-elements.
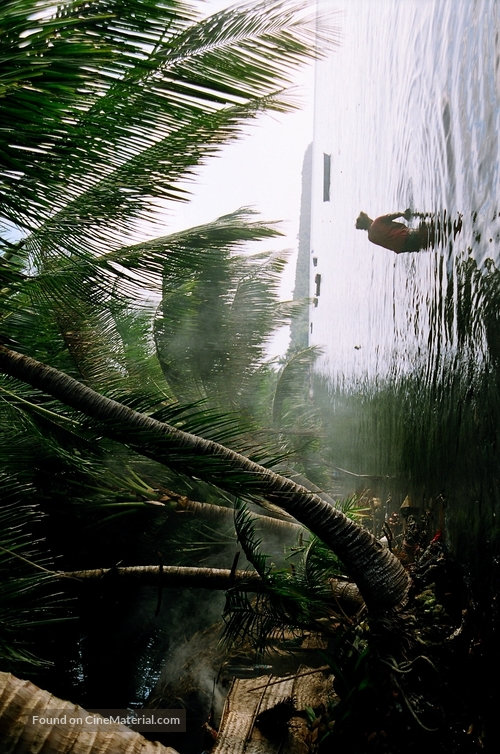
<box><xmin>310</xmin><ymin>0</ymin><xmax>500</xmax><ymax>664</ymax></box>
<box><xmin>312</xmin><ymin>238</ymin><xmax>500</xmax><ymax>654</ymax></box>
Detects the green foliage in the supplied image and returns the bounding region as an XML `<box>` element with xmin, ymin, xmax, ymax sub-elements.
<box><xmin>155</xmin><ymin>240</ymin><xmax>290</xmax><ymax>408</ymax></box>
<box><xmin>166</xmin><ymin>520</ymin><xmax>237</xmax><ymax>566</ymax></box>
<box><xmin>1</xmin><ymin>0</ymin><xmax>326</xmax><ymax>233</ymax></box>
<box><xmin>223</xmin><ymin>500</ymin><xmax>353</xmax><ymax>652</ymax></box>
<box><xmin>0</xmin><ymin>0</ymin><xmax>345</xmax><ymax>688</ymax></box>
<box><xmin>0</xmin><ymin>0</ymin><xmax>332</xmax><ymax>368</ymax></box>
<box><xmin>152</xmin><ymin>219</ymin><xmax>329</xmax><ymax>479</ymax></box>
<box><xmin>234</xmin><ymin>499</ymin><xmax>271</xmax><ymax>577</ymax></box>
<box><xmin>0</xmin><ymin>477</ymin><xmax>67</xmax><ymax>671</ymax></box>
<box><xmin>0</xmin><ymin>0</ymin><xmax>335</xmax><ymax>495</ymax></box>
<box><xmin>272</xmin><ymin>346</ymin><xmax>320</xmax><ymax>425</ymax></box>
<box><xmin>0</xmin><ymin>6</ymin><xmax>333</xmax><ymax>526</ymax></box>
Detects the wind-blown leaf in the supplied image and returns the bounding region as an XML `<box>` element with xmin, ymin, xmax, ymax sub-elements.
<box><xmin>0</xmin><ymin>476</ymin><xmax>66</xmax><ymax>671</ymax></box>
<box><xmin>272</xmin><ymin>345</ymin><xmax>322</xmax><ymax>424</ymax></box>
<box><xmin>1</xmin><ymin>0</ymin><xmax>338</xmax><ymax>235</ymax></box>
<box><xmin>154</xmin><ymin>232</ymin><xmax>293</xmax><ymax>409</ymax></box>
<box><xmin>234</xmin><ymin>499</ymin><xmax>270</xmax><ymax>577</ymax></box>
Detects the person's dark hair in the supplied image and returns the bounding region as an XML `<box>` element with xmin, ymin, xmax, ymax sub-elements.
<box><xmin>356</xmin><ymin>212</ymin><xmax>372</xmax><ymax>230</ymax></box>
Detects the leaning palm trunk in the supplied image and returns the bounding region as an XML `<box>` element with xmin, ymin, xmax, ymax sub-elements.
<box><xmin>173</xmin><ymin>495</ymin><xmax>302</xmax><ymax>534</ymax></box>
<box><xmin>62</xmin><ymin>565</ymin><xmax>264</xmax><ymax>590</ymax></box>
<box><xmin>60</xmin><ymin>565</ymin><xmax>363</xmax><ymax>607</ymax></box>
<box><xmin>0</xmin><ymin>346</ymin><xmax>409</xmax><ymax>610</ymax></box>
<box><xmin>0</xmin><ymin>673</ymin><xmax>179</xmax><ymax>754</ymax></box>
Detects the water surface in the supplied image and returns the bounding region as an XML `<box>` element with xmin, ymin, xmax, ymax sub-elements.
<box><xmin>309</xmin><ymin>0</ymin><xmax>500</xmax><ymax>615</ymax></box>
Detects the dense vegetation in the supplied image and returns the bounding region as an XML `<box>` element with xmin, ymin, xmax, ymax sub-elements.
<box><xmin>2</xmin><ymin>2</ymin><xmax>494</xmax><ymax>753</ymax></box>
<box><xmin>0</xmin><ymin>0</ymin><xmax>338</xmax><ymax>678</ymax></box>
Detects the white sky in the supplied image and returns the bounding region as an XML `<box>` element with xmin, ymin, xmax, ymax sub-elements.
<box><xmin>166</xmin><ymin>0</ymin><xmax>316</xmax><ymax>310</ymax></box>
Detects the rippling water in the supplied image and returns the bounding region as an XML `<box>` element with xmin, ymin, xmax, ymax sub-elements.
<box><xmin>311</xmin><ymin>0</ymin><xmax>500</xmax><ymax>380</ymax></box>
<box><xmin>310</xmin><ymin>0</ymin><xmax>500</xmax><ymax>611</ymax></box>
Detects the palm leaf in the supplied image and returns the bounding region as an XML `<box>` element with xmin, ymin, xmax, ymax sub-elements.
<box><xmin>154</xmin><ymin>234</ymin><xmax>293</xmax><ymax>409</ymax></box>
<box><xmin>234</xmin><ymin>499</ymin><xmax>270</xmax><ymax>577</ymax></box>
<box><xmin>0</xmin><ymin>476</ymin><xmax>67</xmax><ymax>671</ymax></box>
<box><xmin>1</xmin><ymin>0</ymin><xmax>338</xmax><ymax>233</ymax></box>
<box><xmin>223</xmin><ymin>499</ymin><xmax>353</xmax><ymax>651</ymax></box>
<box><xmin>81</xmin><ymin>208</ymin><xmax>281</xmax><ymax>298</ymax></box>
<box><xmin>0</xmin><ymin>342</ymin><xmax>411</xmax><ymax>612</ymax></box>
<box><xmin>272</xmin><ymin>345</ymin><xmax>321</xmax><ymax>424</ymax></box>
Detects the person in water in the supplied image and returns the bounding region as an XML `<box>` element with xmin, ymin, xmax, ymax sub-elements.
<box><xmin>355</xmin><ymin>209</ymin><xmax>433</xmax><ymax>253</ymax></box>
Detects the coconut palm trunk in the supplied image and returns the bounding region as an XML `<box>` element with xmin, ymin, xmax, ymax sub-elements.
<box><xmin>105</xmin><ymin>478</ymin><xmax>301</xmax><ymax>530</ymax></box>
<box><xmin>172</xmin><ymin>494</ymin><xmax>302</xmax><ymax>533</ymax></box>
<box><xmin>62</xmin><ymin>565</ymin><xmax>264</xmax><ymax>590</ymax></box>
<box><xmin>0</xmin><ymin>672</ymin><xmax>179</xmax><ymax>754</ymax></box>
<box><xmin>0</xmin><ymin>345</ymin><xmax>409</xmax><ymax>610</ymax></box>
<box><xmin>61</xmin><ymin>565</ymin><xmax>364</xmax><ymax>610</ymax></box>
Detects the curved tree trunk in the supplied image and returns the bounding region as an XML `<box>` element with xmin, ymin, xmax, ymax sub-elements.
<box><xmin>62</xmin><ymin>565</ymin><xmax>264</xmax><ymax>590</ymax></box>
<box><xmin>0</xmin><ymin>345</ymin><xmax>409</xmax><ymax>610</ymax></box>
<box><xmin>61</xmin><ymin>565</ymin><xmax>364</xmax><ymax>614</ymax></box>
<box><xmin>172</xmin><ymin>494</ymin><xmax>302</xmax><ymax>534</ymax></box>
<box><xmin>60</xmin><ymin>565</ymin><xmax>364</xmax><ymax>608</ymax></box>
<box><xmin>0</xmin><ymin>672</ymin><xmax>179</xmax><ymax>754</ymax></box>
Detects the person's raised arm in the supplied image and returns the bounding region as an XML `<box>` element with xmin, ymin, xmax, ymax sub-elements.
<box><xmin>381</xmin><ymin>208</ymin><xmax>412</xmax><ymax>222</ymax></box>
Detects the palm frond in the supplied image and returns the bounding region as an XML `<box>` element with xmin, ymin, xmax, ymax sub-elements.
<box><xmin>234</xmin><ymin>499</ymin><xmax>270</xmax><ymax>577</ymax></box>
<box><xmin>83</xmin><ymin>208</ymin><xmax>282</xmax><ymax>298</ymax></box>
<box><xmin>159</xmin><ymin>0</ymin><xmax>335</xmax><ymax>102</ymax></box>
<box><xmin>1</xmin><ymin>211</ymin><xmax>285</xmax><ymax>397</ymax></box>
<box><xmin>290</xmin><ymin>535</ymin><xmax>346</xmax><ymax>586</ymax></box>
<box><xmin>272</xmin><ymin>345</ymin><xmax>321</xmax><ymax>424</ymax></box>
<box><xmin>154</xmin><ymin>236</ymin><xmax>293</xmax><ymax>411</ymax></box>
<box><xmin>0</xmin><ymin>476</ymin><xmax>67</xmax><ymax>671</ymax></box>
<box><xmin>222</xmin><ymin>588</ymin><xmax>295</xmax><ymax>653</ymax></box>
<box><xmin>1</xmin><ymin>0</ymin><xmax>338</xmax><ymax>233</ymax></box>
<box><xmin>222</xmin><ymin>529</ymin><xmax>353</xmax><ymax>653</ymax></box>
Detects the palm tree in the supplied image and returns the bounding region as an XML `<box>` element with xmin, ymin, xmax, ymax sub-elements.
<box><xmin>0</xmin><ymin>0</ymin><xmax>331</xmax><ymax>385</ymax></box>
<box><xmin>0</xmin><ymin>0</ymin><xmax>340</xmax><ymax>659</ymax></box>
<box><xmin>0</xmin><ymin>672</ymin><xmax>180</xmax><ymax>754</ymax></box>
<box><xmin>0</xmin><ymin>0</ymin><xmax>409</xmax><ymax>612</ymax></box>
<box><xmin>0</xmin><ymin>342</ymin><xmax>409</xmax><ymax>610</ymax></box>
<box><xmin>154</xmin><ymin>240</ymin><xmax>293</xmax><ymax>408</ymax></box>
<box><xmin>0</xmin><ymin>4</ymin><xmax>415</xmax><ymax>727</ymax></box>
<box><xmin>0</xmin><ymin>5</ymin><xmax>415</xmax><ymax>749</ymax></box>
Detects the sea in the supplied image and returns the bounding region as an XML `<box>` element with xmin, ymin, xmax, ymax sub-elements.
<box><xmin>309</xmin><ymin>0</ymin><xmax>500</xmax><ymax>619</ymax></box>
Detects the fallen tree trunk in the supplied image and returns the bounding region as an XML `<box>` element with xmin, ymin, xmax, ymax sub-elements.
<box><xmin>0</xmin><ymin>345</ymin><xmax>409</xmax><ymax>611</ymax></box>
<box><xmin>0</xmin><ymin>672</ymin><xmax>179</xmax><ymax>754</ymax></box>
<box><xmin>170</xmin><ymin>494</ymin><xmax>302</xmax><ymax>534</ymax></box>
<box><xmin>62</xmin><ymin>565</ymin><xmax>264</xmax><ymax>590</ymax></box>
<box><xmin>60</xmin><ymin>565</ymin><xmax>364</xmax><ymax>610</ymax></box>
